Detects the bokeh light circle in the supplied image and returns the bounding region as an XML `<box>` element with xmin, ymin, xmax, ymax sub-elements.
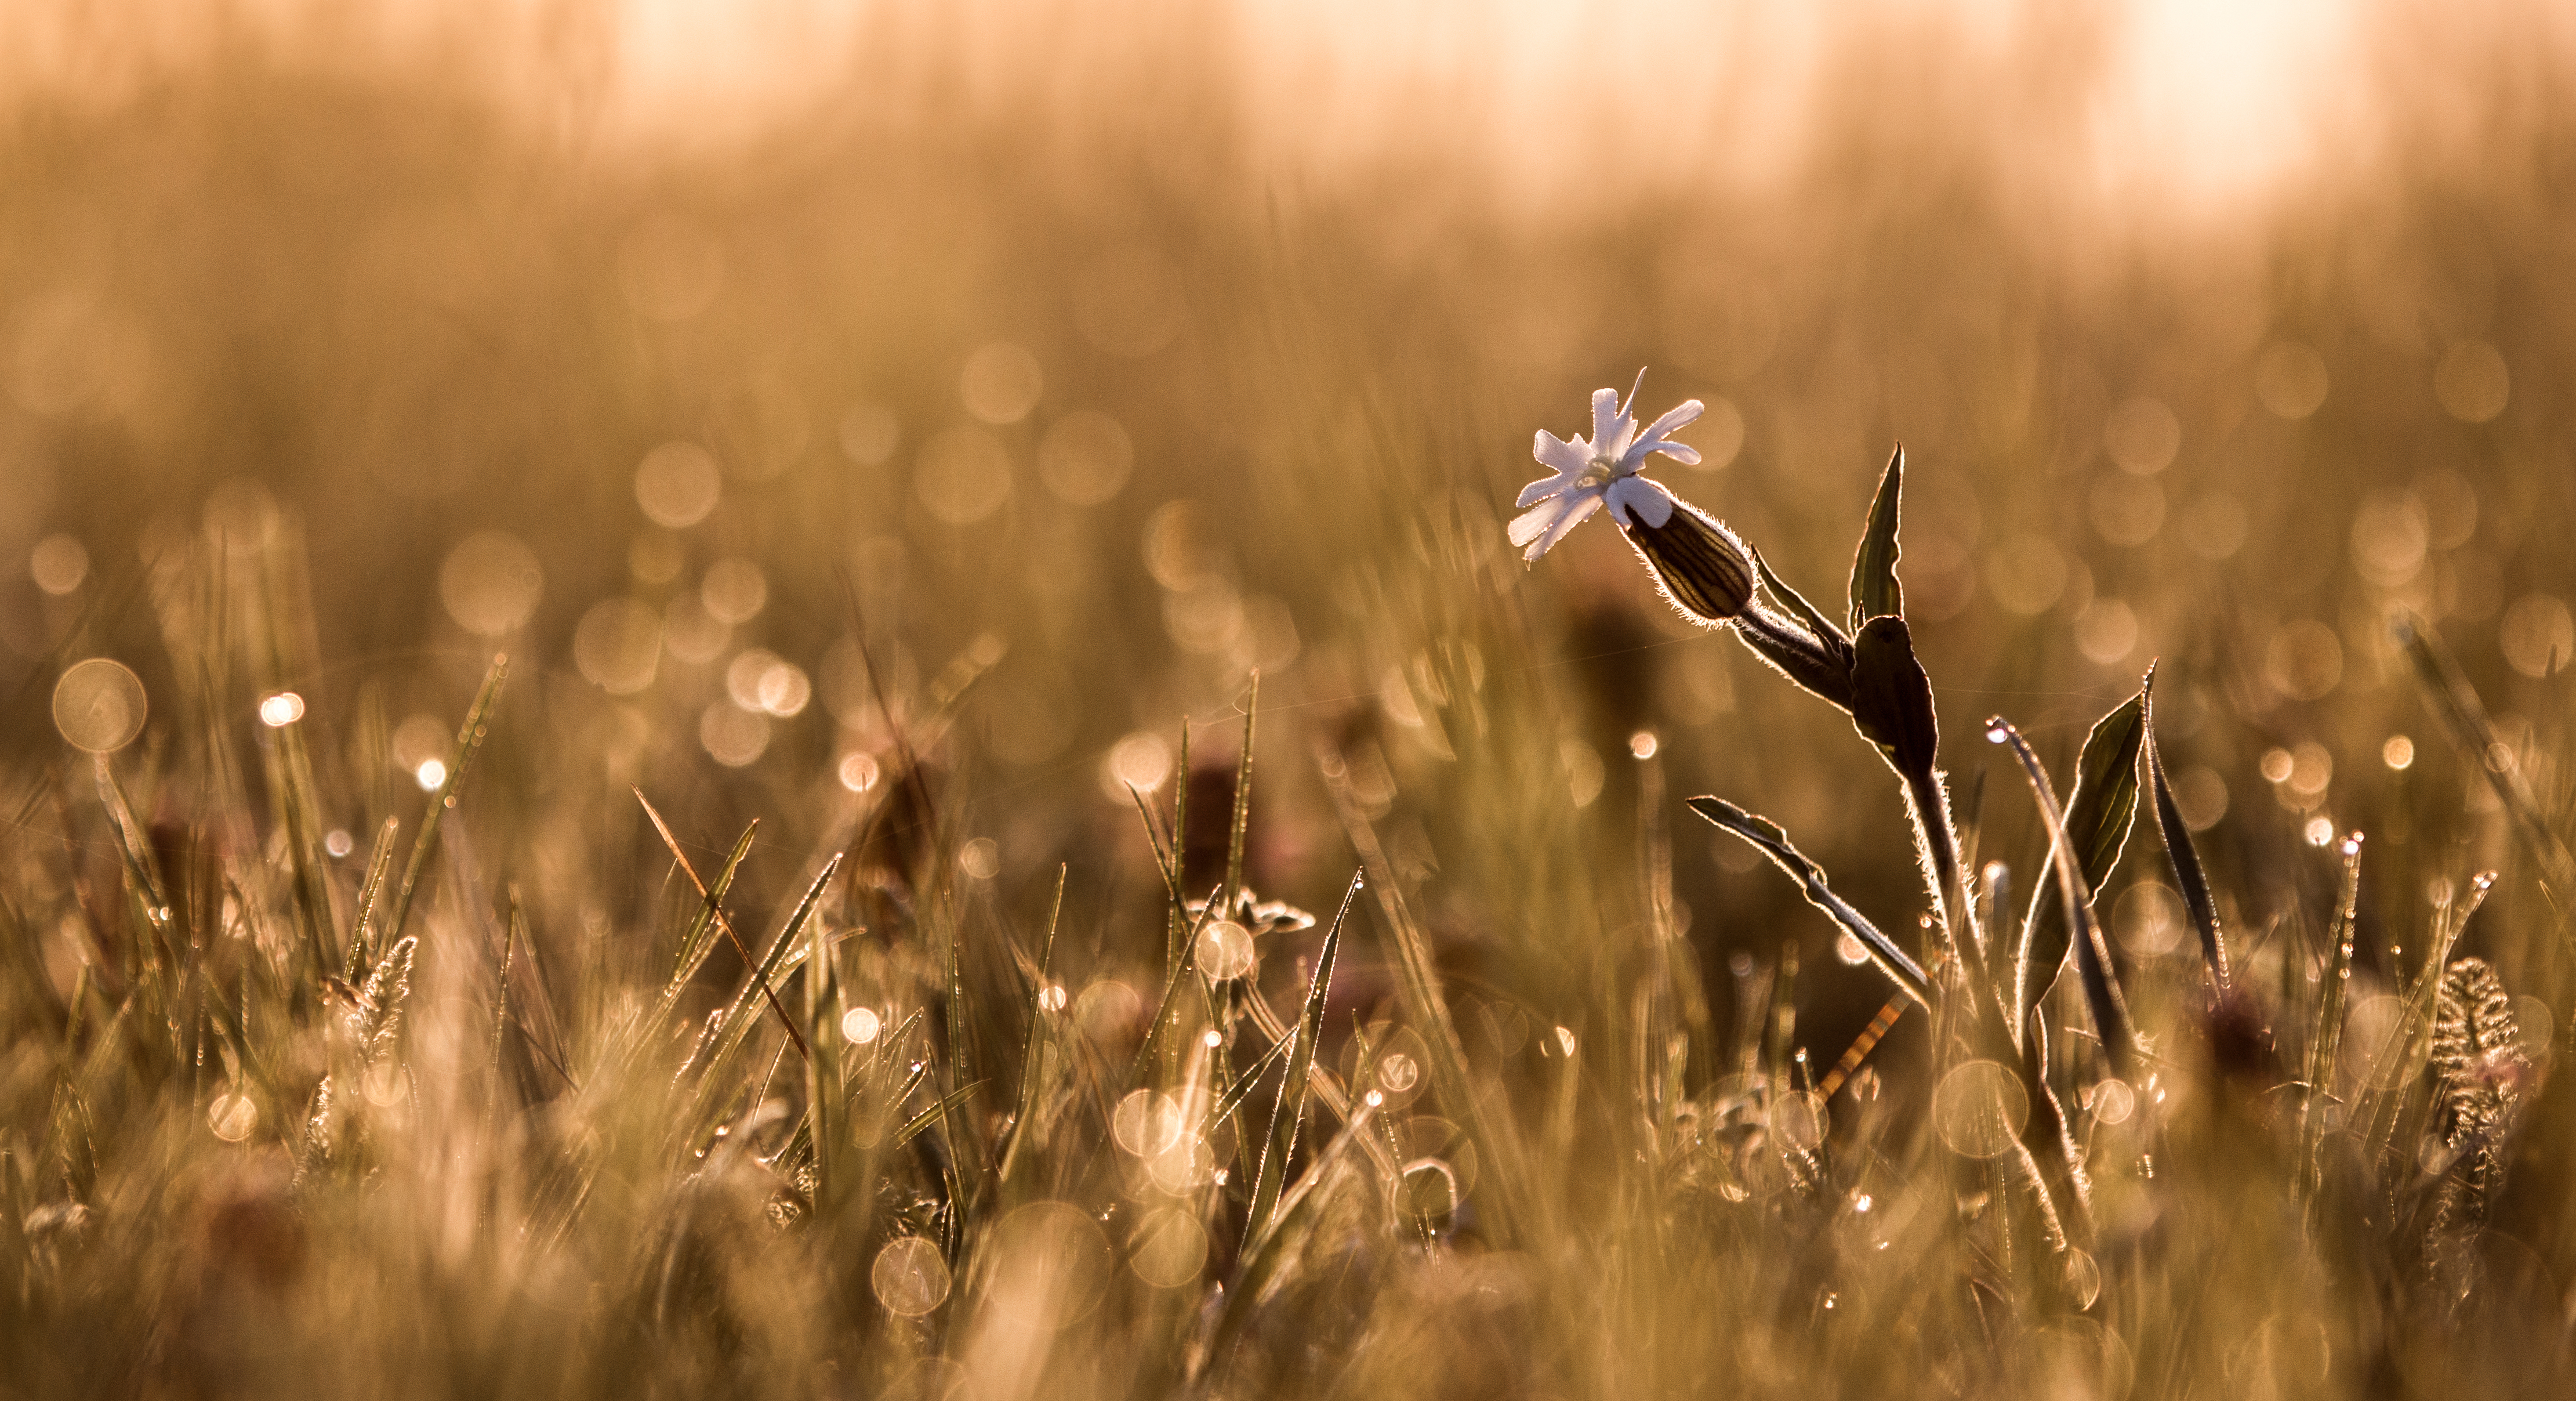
<box><xmin>1932</xmin><ymin>1060</ymin><xmax>2029</xmax><ymax>1159</ymax></box>
<box><xmin>870</xmin><ymin>1236</ymin><xmax>951</xmax><ymax>1317</ymax></box>
<box><xmin>53</xmin><ymin>658</ymin><xmax>147</xmax><ymax>752</ymax></box>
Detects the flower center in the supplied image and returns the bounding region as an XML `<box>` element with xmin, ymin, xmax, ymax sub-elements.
<box><xmin>1577</xmin><ymin>454</ymin><xmax>1623</xmax><ymax>490</ymax></box>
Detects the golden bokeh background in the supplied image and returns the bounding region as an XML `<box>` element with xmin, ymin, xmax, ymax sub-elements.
<box><xmin>5</xmin><ymin>0</ymin><xmax>2574</xmax><ymax>1068</ymax></box>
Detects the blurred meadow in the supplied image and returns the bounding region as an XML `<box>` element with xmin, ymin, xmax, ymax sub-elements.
<box><xmin>8</xmin><ymin>0</ymin><xmax>2576</xmax><ymax>1395</ymax></box>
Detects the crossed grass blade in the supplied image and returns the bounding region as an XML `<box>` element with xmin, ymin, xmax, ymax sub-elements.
<box><xmin>997</xmin><ymin>865</ymin><xmax>1067</xmax><ymax>1187</ymax></box>
<box><xmin>682</xmin><ymin>854</ymin><xmax>842</xmax><ymax>1136</ymax></box>
<box><xmin>630</xmin><ymin>817</ymin><xmax>761</xmax><ymax>1062</ymax></box>
<box><xmin>636</xmin><ymin>792</ymin><xmax>807</xmax><ymax>1064</ymax></box>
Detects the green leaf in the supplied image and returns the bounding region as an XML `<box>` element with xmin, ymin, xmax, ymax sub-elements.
<box><xmin>2013</xmin><ymin>689</ymin><xmax>2144</xmax><ymax>1024</ymax></box>
<box><xmin>1686</xmin><ymin>797</ymin><xmax>1931</xmax><ymax>1009</ymax></box>
<box><xmin>1848</xmin><ymin>616</ymin><xmax>1937</xmax><ymax>775</ymax></box>
<box><xmin>1847</xmin><ymin>444</ymin><xmax>1904</xmax><ymax>632</ymax></box>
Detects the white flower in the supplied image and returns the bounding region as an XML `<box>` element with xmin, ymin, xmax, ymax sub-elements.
<box><xmin>1508</xmin><ymin>371</ymin><xmax>1706</xmax><ymax>562</ymax></box>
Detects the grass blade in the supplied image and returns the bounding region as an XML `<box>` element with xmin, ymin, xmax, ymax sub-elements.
<box><xmin>2393</xmin><ymin>610</ymin><xmax>2576</xmax><ymax>911</ymax></box>
<box><xmin>895</xmin><ymin>1080</ymin><xmax>987</xmax><ymax>1150</ymax></box>
<box><xmin>2299</xmin><ymin>830</ymin><xmax>2364</xmax><ymax>1192</ymax></box>
<box><xmin>1220</xmin><ymin>675</ymin><xmax>1257</xmax><ymax>917</ymax></box>
<box><xmin>998</xmin><ymin>865</ymin><xmax>1067</xmax><ymax>1185</ymax></box>
<box><xmin>344</xmin><ymin>816</ymin><xmax>400</xmax><ymax>982</ymax></box>
<box><xmin>1243</xmin><ymin>868</ymin><xmax>1358</xmax><ymax>1252</ymax></box>
<box><xmin>1687</xmin><ymin>796</ymin><xmax>1931</xmax><ymax>1009</ymax></box>
<box><xmin>636</xmin><ymin>792</ymin><xmax>806</xmax><ymax>1063</ymax></box>
<box><xmin>381</xmin><ymin>653</ymin><xmax>507</xmax><ymax>950</ymax></box>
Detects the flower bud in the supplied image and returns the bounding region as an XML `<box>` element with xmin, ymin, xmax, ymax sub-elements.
<box><xmin>1616</xmin><ymin>494</ymin><xmax>1755</xmax><ymax>624</ymax></box>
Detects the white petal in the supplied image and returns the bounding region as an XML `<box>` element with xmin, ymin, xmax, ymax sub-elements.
<box><xmin>1609</xmin><ymin>476</ymin><xmax>1674</xmax><ymax>528</ymax></box>
<box><xmin>1525</xmin><ymin>491</ymin><xmax>1603</xmax><ymax>560</ymax></box>
<box><xmin>1639</xmin><ymin>398</ymin><xmax>1704</xmax><ymax>443</ymax></box>
<box><xmin>1645</xmin><ymin>440</ymin><xmax>1701</xmax><ymax>468</ymax></box>
<box><xmin>1590</xmin><ymin>388</ymin><xmax>1620</xmax><ymax>447</ymax></box>
<box><xmin>1508</xmin><ymin>498</ymin><xmax>1567</xmax><ymax>547</ymax></box>
<box><xmin>1516</xmin><ymin>473</ymin><xmax>1572</xmax><ymax>509</ymax></box>
<box><xmin>1533</xmin><ymin>430</ymin><xmax>1590</xmax><ymax>476</ymax></box>
<box><xmin>1618</xmin><ymin>367</ymin><xmax>1648</xmax><ymax>418</ymax></box>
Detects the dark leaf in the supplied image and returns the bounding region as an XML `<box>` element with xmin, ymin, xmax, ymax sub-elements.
<box><xmin>2013</xmin><ymin>689</ymin><xmax>2143</xmax><ymax>1022</ymax></box>
<box><xmin>2141</xmin><ymin>664</ymin><xmax>2228</xmax><ymax>989</ymax></box>
<box><xmin>1849</xmin><ymin>617</ymin><xmax>1938</xmax><ymax>777</ymax></box>
<box><xmin>1847</xmin><ymin>444</ymin><xmax>1905</xmax><ymax>632</ymax></box>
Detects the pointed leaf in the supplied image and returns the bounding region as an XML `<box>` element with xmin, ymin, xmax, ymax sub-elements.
<box><xmin>1848</xmin><ymin>444</ymin><xmax>1905</xmax><ymax>632</ymax></box>
<box><xmin>1750</xmin><ymin>546</ymin><xmax>1851</xmax><ymax>660</ymax></box>
<box><xmin>2141</xmin><ymin>665</ymin><xmax>2228</xmax><ymax>989</ymax></box>
<box><xmin>2013</xmin><ymin>690</ymin><xmax>2144</xmax><ymax>1023</ymax></box>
